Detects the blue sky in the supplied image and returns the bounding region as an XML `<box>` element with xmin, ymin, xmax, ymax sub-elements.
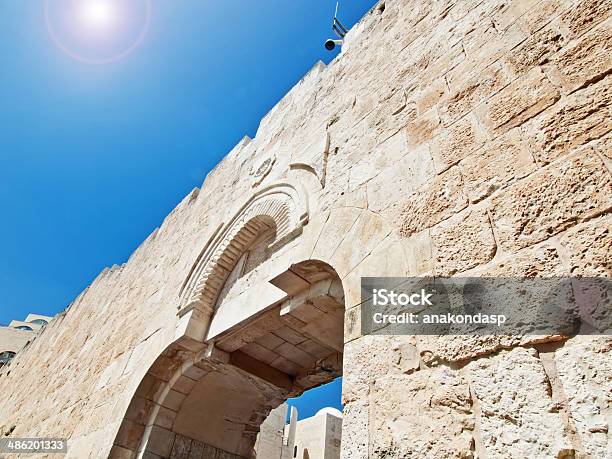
<box><xmin>0</xmin><ymin>0</ymin><xmax>376</xmax><ymax>414</ymax></box>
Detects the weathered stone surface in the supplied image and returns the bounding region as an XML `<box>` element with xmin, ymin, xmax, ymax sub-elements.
<box><xmin>523</xmin><ymin>75</ymin><xmax>612</xmax><ymax>164</ymax></box>
<box><xmin>460</xmin><ymin>128</ymin><xmax>536</xmax><ymax>202</ymax></box>
<box><xmin>482</xmin><ymin>244</ymin><xmax>567</xmax><ymax>277</ymax></box>
<box><xmin>504</xmin><ymin>24</ymin><xmax>567</xmax><ymax>76</ymax></box>
<box><xmin>561</xmin><ymin>216</ymin><xmax>612</xmax><ymax>276</ymax></box>
<box><xmin>405</xmin><ymin>108</ymin><xmax>440</xmax><ymax>147</ymax></box>
<box><xmin>490</xmin><ymin>151</ymin><xmax>612</xmax><ymax>251</ymax></box>
<box><xmin>432</xmin><ymin>208</ymin><xmax>497</xmax><ymax>275</ymax></box>
<box><xmin>399</xmin><ymin>167</ymin><xmax>468</xmax><ymax>238</ymax></box>
<box><xmin>431</xmin><ymin>113</ymin><xmax>488</xmax><ymax>173</ymax></box>
<box><xmin>466</xmin><ymin>347</ymin><xmax>573</xmax><ymax>458</ymax></box>
<box><xmin>440</xmin><ymin>62</ymin><xmax>510</xmax><ymax>126</ymax></box>
<box><xmin>342</xmin><ymin>335</ymin><xmax>419</xmax><ymax>404</ymax></box>
<box><xmin>367</xmin><ymin>144</ymin><xmax>435</xmax><ymax>215</ymax></box>
<box><xmin>460</xmin><ymin>20</ymin><xmax>527</xmax><ymax>74</ymax></box>
<box><xmin>340</xmin><ymin>400</ymin><xmax>368</xmax><ymax>459</ymax></box>
<box><xmin>476</xmin><ymin>67</ymin><xmax>560</xmax><ymax>135</ymax></box>
<box><xmin>554</xmin><ymin>337</ymin><xmax>612</xmax><ymax>458</ymax></box>
<box><xmin>549</xmin><ymin>20</ymin><xmax>612</xmax><ymax>92</ymax></box>
<box><xmin>370</xmin><ymin>368</ymin><xmax>475</xmax><ymax>458</ymax></box>
<box><xmin>560</xmin><ymin>0</ymin><xmax>612</xmax><ymax>39</ymax></box>
<box><xmin>517</xmin><ymin>0</ymin><xmax>573</xmax><ymax>35</ymax></box>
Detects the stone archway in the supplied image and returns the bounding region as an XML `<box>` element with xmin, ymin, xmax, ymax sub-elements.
<box><xmin>111</xmin><ymin>259</ymin><xmax>345</xmax><ymax>459</ymax></box>
<box><xmin>174</xmin><ymin>181</ymin><xmax>310</xmax><ymax>354</ymax></box>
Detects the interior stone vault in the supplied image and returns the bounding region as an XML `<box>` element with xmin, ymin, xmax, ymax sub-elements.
<box><xmin>0</xmin><ymin>0</ymin><xmax>611</xmax><ymax>458</ymax></box>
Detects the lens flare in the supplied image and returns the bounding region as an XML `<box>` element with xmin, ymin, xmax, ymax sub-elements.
<box><xmin>45</xmin><ymin>0</ymin><xmax>152</xmax><ymax>65</ymax></box>
<box><xmin>79</xmin><ymin>0</ymin><xmax>116</xmax><ymax>29</ymax></box>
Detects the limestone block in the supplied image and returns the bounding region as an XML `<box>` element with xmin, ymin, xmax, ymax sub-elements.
<box><xmin>431</xmin><ymin>113</ymin><xmax>488</xmax><ymax>173</ymax></box>
<box><xmin>476</xmin><ymin>67</ymin><xmax>560</xmax><ymax>135</ymax></box>
<box><xmin>330</xmin><ymin>210</ymin><xmax>391</xmax><ymax>280</ymax></box>
<box><xmin>432</xmin><ymin>208</ymin><xmax>497</xmax><ymax>275</ymax></box>
<box><xmin>504</xmin><ymin>24</ymin><xmax>568</xmax><ymax>76</ymax></box>
<box><xmin>554</xmin><ymin>337</ymin><xmax>612</xmax><ymax>458</ymax></box>
<box><xmin>560</xmin><ymin>0</ymin><xmax>612</xmax><ymax>39</ymax></box>
<box><xmin>490</xmin><ymin>151</ymin><xmax>612</xmax><ymax>251</ymax></box>
<box><xmin>405</xmin><ymin>108</ymin><xmax>441</xmax><ymax>147</ymax></box>
<box><xmin>310</xmin><ymin>207</ymin><xmax>362</xmax><ymax>267</ymax></box>
<box><xmin>340</xmin><ymin>400</ymin><xmax>369</xmax><ymax>459</ymax></box>
<box><xmin>170</xmin><ymin>434</ymin><xmax>192</xmax><ymax>459</ymax></box>
<box><xmin>342</xmin><ymin>335</ymin><xmax>419</xmax><ymax>404</ymax></box>
<box><xmin>440</xmin><ymin>62</ymin><xmax>511</xmax><ymax>127</ymax></box>
<box><xmin>367</xmin><ymin>144</ymin><xmax>435</xmax><ymax>215</ymax></box>
<box><xmin>289</xmin><ymin>125</ymin><xmax>329</xmax><ymax>186</ymax></box>
<box><xmin>417</xmin><ymin>335</ymin><xmax>522</xmax><ymax>365</ymax></box>
<box><xmin>549</xmin><ymin>19</ymin><xmax>612</xmax><ymax>93</ymax></box>
<box><xmin>370</xmin><ymin>368</ymin><xmax>475</xmax><ymax>458</ymax></box>
<box><xmin>466</xmin><ymin>347</ymin><xmax>573</xmax><ymax>458</ymax></box>
<box><xmin>399</xmin><ymin>167</ymin><xmax>468</xmax><ymax>238</ymax></box>
<box><xmin>460</xmin><ymin>21</ymin><xmax>528</xmax><ymax>76</ymax></box>
<box><xmin>460</xmin><ymin>128</ymin><xmax>536</xmax><ymax>202</ymax></box>
<box><xmin>523</xmin><ymin>75</ymin><xmax>612</xmax><ymax>164</ymax></box>
<box><xmin>348</xmin><ymin>234</ymin><xmax>411</xmax><ymax>279</ymax></box>
<box><xmin>347</xmin><ymin>129</ymin><xmax>409</xmax><ymax>191</ymax></box>
<box><xmin>413</xmin><ymin>77</ymin><xmax>447</xmax><ymax>115</ymax></box>
<box><xmin>400</xmin><ymin>228</ymin><xmax>435</xmax><ymax>276</ymax></box>
<box><xmin>516</xmin><ymin>0</ymin><xmax>572</xmax><ymax>35</ymax></box>
<box><xmin>146</xmin><ymin>425</ymin><xmax>176</xmax><ymax>457</ymax></box>
<box><xmin>481</xmin><ymin>244</ymin><xmax>567</xmax><ymax>277</ymax></box>
<box><xmin>561</xmin><ymin>216</ymin><xmax>612</xmax><ymax>276</ymax></box>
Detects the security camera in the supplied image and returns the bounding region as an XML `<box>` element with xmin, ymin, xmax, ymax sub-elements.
<box><xmin>325</xmin><ymin>39</ymin><xmax>343</xmax><ymax>51</ymax></box>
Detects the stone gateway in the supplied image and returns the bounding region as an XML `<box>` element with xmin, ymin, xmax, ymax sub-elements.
<box><xmin>1</xmin><ymin>0</ymin><xmax>610</xmax><ymax>457</ymax></box>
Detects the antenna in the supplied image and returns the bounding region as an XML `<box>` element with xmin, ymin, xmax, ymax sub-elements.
<box><xmin>325</xmin><ymin>1</ymin><xmax>346</xmax><ymax>51</ymax></box>
<box><xmin>332</xmin><ymin>1</ymin><xmax>348</xmax><ymax>39</ymax></box>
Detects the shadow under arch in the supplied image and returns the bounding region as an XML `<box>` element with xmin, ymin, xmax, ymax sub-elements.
<box><xmin>111</xmin><ymin>259</ymin><xmax>346</xmax><ymax>459</ymax></box>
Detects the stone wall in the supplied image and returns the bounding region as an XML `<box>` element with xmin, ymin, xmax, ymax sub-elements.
<box><xmin>0</xmin><ymin>0</ymin><xmax>610</xmax><ymax>458</ymax></box>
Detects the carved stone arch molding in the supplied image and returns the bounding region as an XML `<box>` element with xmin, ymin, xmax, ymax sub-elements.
<box><xmin>178</xmin><ymin>181</ymin><xmax>309</xmax><ymax>322</ymax></box>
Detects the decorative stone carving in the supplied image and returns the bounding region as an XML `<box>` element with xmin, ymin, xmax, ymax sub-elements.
<box><xmin>251</xmin><ymin>154</ymin><xmax>276</xmax><ymax>187</ymax></box>
<box><xmin>178</xmin><ymin>181</ymin><xmax>309</xmax><ymax>318</ymax></box>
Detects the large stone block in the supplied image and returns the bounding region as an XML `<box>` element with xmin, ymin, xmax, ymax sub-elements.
<box><xmin>476</xmin><ymin>67</ymin><xmax>560</xmax><ymax>135</ymax></box>
<box><xmin>490</xmin><ymin>150</ymin><xmax>612</xmax><ymax>251</ymax></box>
<box><xmin>554</xmin><ymin>337</ymin><xmax>612</xmax><ymax>458</ymax></box>
<box><xmin>370</xmin><ymin>368</ymin><xmax>475</xmax><ymax>458</ymax></box>
<box><xmin>523</xmin><ymin>75</ymin><xmax>612</xmax><ymax>164</ymax></box>
<box><xmin>342</xmin><ymin>335</ymin><xmax>419</xmax><ymax>404</ymax></box>
<box><xmin>560</xmin><ymin>216</ymin><xmax>612</xmax><ymax>276</ymax></box>
<box><xmin>432</xmin><ymin>208</ymin><xmax>497</xmax><ymax>275</ymax></box>
<box><xmin>405</xmin><ymin>108</ymin><xmax>441</xmax><ymax>147</ymax></box>
<box><xmin>440</xmin><ymin>62</ymin><xmax>511</xmax><ymax>126</ymax></box>
<box><xmin>560</xmin><ymin>0</ymin><xmax>612</xmax><ymax>39</ymax></box>
<box><xmin>431</xmin><ymin>113</ymin><xmax>488</xmax><ymax>173</ymax></box>
<box><xmin>466</xmin><ymin>347</ymin><xmax>573</xmax><ymax>458</ymax></box>
<box><xmin>460</xmin><ymin>128</ymin><xmax>536</xmax><ymax>202</ymax></box>
<box><xmin>367</xmin><ymin>144</ymin><xmax>435</xmax><ymax>215</ymax></box>
<box><xmin>549</xmin><ymin>19</ymin><xmax>612</xmax><ymax>92</ymax></box>
<box><xmin>504</xmin><ymin>24</ymin><xmax>567</xmax><ymax>76</ymax></box>
<box><xmin>516</xmin><ymin>0</ymin><xmax>572</xmax><ymax>35</ymax></box>
<box><xmin>399</xmin><ymin>167</ymin><xmax>468</xmax><ymax>237</ymax></box>
<box><xmin>340</xmin><ymin>400</ymin><xmax>369</xmax><ymax>459</ymax></box>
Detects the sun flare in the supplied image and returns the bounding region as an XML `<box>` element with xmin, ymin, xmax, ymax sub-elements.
<box><xmin>78</xmin><ymin>0</ymin><xmax>117</xmax><ymax>30</ymax></box>
<box><xmin>45</xmin><ymin>0</ymin><xmax>152</xmax><ymax>64</ymax></box>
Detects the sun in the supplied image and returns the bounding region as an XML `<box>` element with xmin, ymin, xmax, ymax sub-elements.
<box><xmin>46</xmin><ymin>0</ymin><xmax>152</xmax><ymax>64</ymax></box>
<box><xmin>78</xmin><ymin>0</ymin><xmax>117</xmax><ymax>30</ymax></box>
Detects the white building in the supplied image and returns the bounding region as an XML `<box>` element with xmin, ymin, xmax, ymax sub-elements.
<box><xmin>0</xmin><ymin>313</ymin><xmax>53</xmax><ymax>367</ymax></box>
<box><xmin>256</xmin><ymin>404</ymin><xmax>342</xmax><ymax>459</ymax></box>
